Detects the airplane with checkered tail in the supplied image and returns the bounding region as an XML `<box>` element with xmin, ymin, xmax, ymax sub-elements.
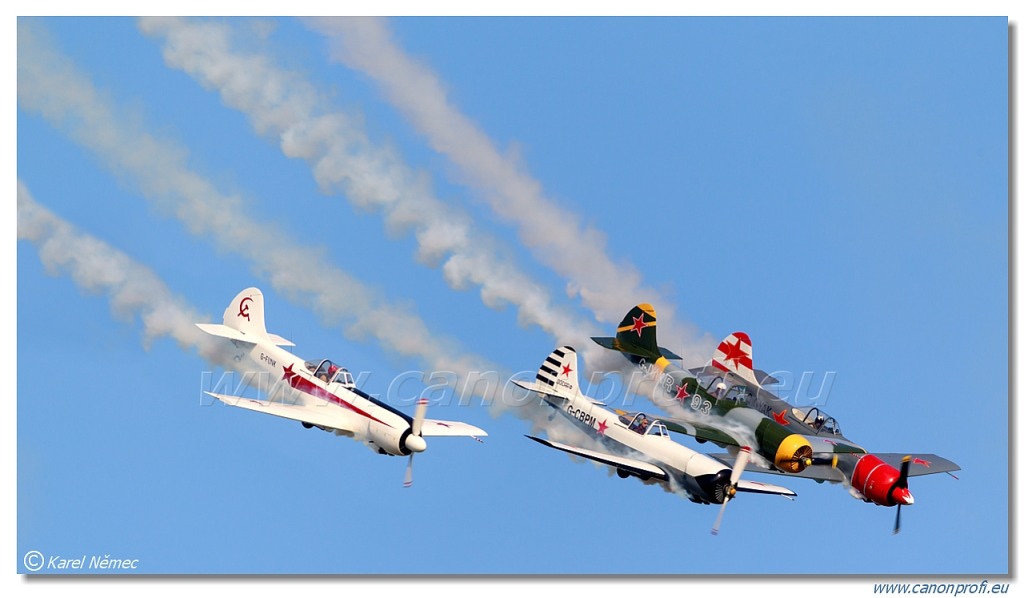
<box><xmin>515</xmin><ymin>346</ymin><xmax>796</xmax><ymax>535</ymax></box>
<box><xmin>594</xmin><ymin>304</ymin><xmax>959</xmax><ymax>534</ymax></box>
<box><xmin>196</xmin><ymin>287</ymin><xmax>487</xmax><ymax>488</ymax></box>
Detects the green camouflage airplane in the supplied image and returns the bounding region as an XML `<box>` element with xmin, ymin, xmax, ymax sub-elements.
<box><xmin>593</xmin><ymin>304</ymin><xmax>959</xmax><ymax>534</ymax></box>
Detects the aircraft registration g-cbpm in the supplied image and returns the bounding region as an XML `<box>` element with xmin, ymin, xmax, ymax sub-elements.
<box><xmin>515</xmin><ymin>346</ymin><xmax>796</xmax><ymax>535</ymax></box>
<box><xmin>196</xmin><ymin>288</ymin><xmax>487</xmax><ymax>487</ymax></box>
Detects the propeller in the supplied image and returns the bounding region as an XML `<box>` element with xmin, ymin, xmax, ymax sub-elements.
<box><xmin>403</xmin><ymin>398</ymin><xmax>429</xmax><ymax>488</ymax></box>
<box><xmin>711</xmin><ymin>446</ymin><xmax>751</xmax><ymax>535</ymax></box>
<box><xmin>892</xmin><ymin>455</ymin><xmax>913</xmax><ymax>535</ymax></box>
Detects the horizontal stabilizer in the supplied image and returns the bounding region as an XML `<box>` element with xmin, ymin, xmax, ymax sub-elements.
<box><xmin>590</xmin><ymin>336</ymin><xmax>682</xmax><ymax>361</ymax></box>
<box><xmin>689</xmin><ymin>364</ymin><xmax>779</xmax><ymax>386</ymax></box>
<box><xmin>195</xmin><ymin>323</ymin><xmax>294</xmax><ymax>347</ymax></box>
<box><xmin>206</xmin><ymin>391</ymin><xmax>356</xmax><ymax>434</ymax></box>
<box><xmin>420</xmin><ymin>419</ymin><xmax>488</xmax><ymax>438</ymax></box>
<box><xmin>525</xmin><ymin>435</ymin><xmax>668</xmax><ymax>481</ymax></box>
<box><xmin>512</xmin><ymin>379</ymin><xmax>572</xmax><ymax>401</ymax></box>
<box><xmin>196</xmin><ymin>323</ymin><xmax>252</xmax><ymax>343</ymax></box>
<box><xmin>266</xmin><ymin>332</ymin><xmax>295</xmax><ymax>347</ymax></box>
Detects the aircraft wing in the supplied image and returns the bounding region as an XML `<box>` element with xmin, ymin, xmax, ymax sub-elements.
<box><xmin>525</xmin><ymin>435</ymin><xmax>669</xmax><ymax>481</ymax></box>
<box><xmin>420</xmin><ymin>419</ymin><xmax>488</xmax><ymax>438</ymax></box>
<box><xmin>710</xmin><ymin>453</ymin><xmax>847</xmax><ymax>483</ymax></box>
<box><xmin>735</xmin><ymin>480</ymin><xmax>798</xmax><ymax>497</ymax></box>
<box><xmin>711</xmin><ymin>452</ymin><xmax>961</xmax><ymax>483</ymax></box>
<box><xmin>206</xmin><ymin>391</ymin><xmax>357</xmax><ymax>434</ymax></box>
<box><xmin>873</xmin><ymin>453</ymin><xmax>961</xmax><ymax>477</ymax></box>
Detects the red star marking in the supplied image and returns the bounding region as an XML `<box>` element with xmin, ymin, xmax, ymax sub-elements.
<box><xmin>720</xmin><ymin>339</ymin><xmax>749</xmax><ymax>368</ymax></box>
<box><xmin>596</xmin><ymin>420</ymin><xmax>609</xmax><ymax>435</ymax></box>
<box><xmin>630</xmin><ymin>315</ymin><xmax>647</xmax><ymax>337</ymax></box>
<box><xmin>822</xmin><ymin>438</ymin><xmax>837</xmax><ymax>446</ymax></box>
<box><xmin>772</xmin><ymin>410</ymin><xmax>790</xmax><ymax>426</ymax></box>
<box><xmin>561</xmin><ymin>363</ymin><xmax>573</xmax><ymax>377</ymax></box>
<box><xmin>675</xmin><ymin>384</ymin><xmax>690</xmax><ymax>401</ymax></box>
<box><xmin>435</xmin><ymin>422</ymin><xmax>451</xmax><ymax>428</ymax></box>
<box><xmin>913</xmin><ymin>457</ymin><xmax>932</xmax><ymax>468</ymax></box>
<box><xmin>282</xmin><ymin>363</ymin><xmax>298</xmax><ymax>385</ymax></box>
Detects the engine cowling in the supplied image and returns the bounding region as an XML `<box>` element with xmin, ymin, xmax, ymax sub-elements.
<box><xmin>772</xmin><ymin>433</ymin><xmax>814</xmax><ymax>473</ymax></box>
<box><xmin>725</xmin><ymin>407</ymin><xmax>813</xmax><ymax>473</ymax></box>
<box><xmin>694</xmin><ymin>468</ymin><xmax>733</xmax><ymax>505</ymax></box>
<box><xmin>366</xmin><ymin>420</ymin><xmax>419</xmax><ymax>456</ymax></box>
<box><xmin>850</xmin><ymin>454</ymin><xmax>912</xmax><ymax>507</ymax></box>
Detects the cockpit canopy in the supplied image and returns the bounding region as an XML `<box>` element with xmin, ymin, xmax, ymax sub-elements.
<box><xmin>304</xmin><ymin>359</ymin><xmax>355</xmax><ymax>389</ymax></box>
<box><xmin>723</xmin><ymin>384</ymin><xmax>753</xmax><ymax>402</ymax></box>
<box><xmin>698</xmin><ymin>374</ymin><xmax>754</xmax><ymax>402</ymax></box>
<box><xmin>619</xmin><ymin>412</ymin><xmax>669</xmax><ymax>437</ymax></box>
<box><xmin>792</xmin><ymin>406</ymin><xmax>841</xmax><ymax>436</ymax></box>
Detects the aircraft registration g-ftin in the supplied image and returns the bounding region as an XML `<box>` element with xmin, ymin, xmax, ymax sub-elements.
<box><xmin>514</xmin><ymin>345</ymin><xmax>796</xmax><ymax>535</ymax></box>
<box><xmin>196</xmin><ymin>287</ymin><xmax>487</xmax><ymax>487</ymax></box>
<box><xmin>593</xmin><ymin>304</ymin><xmax>959</xmax><ymax>534</ymax></box>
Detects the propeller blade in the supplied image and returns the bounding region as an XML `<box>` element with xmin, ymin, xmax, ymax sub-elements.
<box><xmin>891</xmin><ymin>456</ymin><xmax>912</xmax><ymax>533</ymax></box>
<box><xmin>403</xmin><ymin>454</ymin><xmax>414</xmax><ymax>488</ymax></box>
<box><xmin>403</xmin><ymin>398</ymin><xmax>430</xmax><ymax>488</ymax></box>
<box><xmin>411</xmin><ymin>397</ymin><xmax>428</xmax><ymax>437</ymax></box>
<box><xmin>731</xmin><ymin>446</ymin><xmax>751</xmax><ymax>486</ymax></box>
<box><xmin>711</xmin><ymin>499</ymin><xmax>729</xmax><ymax>536</ymax></box>
<box><xmin>712</xmin><ymin>447</ymin><xmax>751</xmax><ymax>536</ymax></box>
<box><xmin>897</xmin><ymin>455</ymin><xmax>912</xmax><ymax>488</ymax></box>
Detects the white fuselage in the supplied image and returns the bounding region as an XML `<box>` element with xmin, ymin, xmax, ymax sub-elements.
<box><xmin>231</xmin><ymin>338</ymin><xmax>415</xmax><ymax>455</ymax></box>
<box><xmin>545</xmin><ymin>392</ymin><xmax>732</xmax><ymax>502</ymax></box>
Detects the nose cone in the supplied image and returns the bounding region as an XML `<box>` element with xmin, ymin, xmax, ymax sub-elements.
<box><xmin>405</xmin><ymin>434</ymin><xmax>427</xmax><ymax>453</ymax></box>
<box><xmin>891</xmin><ymin>486</ymin><xmax>914</xmax><ymax>506</ymax></box>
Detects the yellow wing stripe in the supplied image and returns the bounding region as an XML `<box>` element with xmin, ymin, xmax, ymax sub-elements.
<box><xmin>617</xmin><ymin>321</ymin><xmax>657</xmax><ymax>334</ymax></box>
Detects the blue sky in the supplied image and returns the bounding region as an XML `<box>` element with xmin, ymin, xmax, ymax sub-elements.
<box><xmin>13</xmin><ymin>13</ymin><xmax>1010</xmax><ymax>588</ymax></box>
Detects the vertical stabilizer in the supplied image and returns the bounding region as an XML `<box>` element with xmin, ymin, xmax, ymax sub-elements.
<box><xmin>196</xmin><ymin>287</ymin><xmax>293</xmax><ymax>346</ymax></box>
<box><xmin>614</xmin><ymin>304</ymin><xmax>661</xmax><ymax>356</ymax></box>
<box><xmin>534</xmin><ymin>346</ymin><xmax>580</xmax><ymax>398</ymax></box>
<box><xmin>591</xmin><ymin>304</ymin><xmax>682</xmax><ymax>362</ymax></box>
<box><xmin>712</xmin><ymin>332</ymin><xmax>760</xmax><ymax>387</ymax></box>
<box><xmin>223</xmin><ymin>287</ymin><xmax>270</xmax><ymax>338</ymax></box>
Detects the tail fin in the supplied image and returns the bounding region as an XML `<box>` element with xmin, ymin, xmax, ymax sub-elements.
<box><xmin>591</xmin><ymin>304</ymin><xmax>681</xmax><ymax>362</ymax></box>
<box><xmin>711</xmin><ymin>332</ymin><xmax>759</xmax><ymax>387</ymax></box>
<box><xmin>534</xmin><ymin>346</ymin><xmax>581</xmax><ymax>398</ymax></box>
<box><xmin>223</xmin><ymin>287</ymin><xmax>268</xmax><ymax>337</ymax></box>
<box><xmin>196</xmin><ymin>287</ymin><xmax>294</xmax><ymax>346</ymax></box>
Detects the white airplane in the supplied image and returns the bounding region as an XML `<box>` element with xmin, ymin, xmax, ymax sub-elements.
<box><xmin>514</xmin><ymin>346</ymin><xmax>796</xmax><ymax>534</ymax></box>
<box><xmin>196</xmin><ymin>287</ymin><xmax>487</xmax><ymax>487</ymax></box>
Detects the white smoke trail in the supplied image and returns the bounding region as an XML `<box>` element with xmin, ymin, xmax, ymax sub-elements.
<box><xmin>17</xmin><ymin>19</ymin><xmax>511</xmax><ymax>410</ymax></box>
<box><xmin>136</xmin><ymin>16</ymin><xmax>596</xmax><ymax>349</ymax></box>
<box><xmin>16</xmin><ymin>19</ymin><xmax>617</xmax><ymax>442</ymax></box>
<box><xmin>17</xmin><ymin>181</ymin><xmax>235</xmax><ymax>369</ymax></box>
<box><xmin>17</xmin><ymin>20</ymin><xmax>722</xmax><ymax>491</ymax></box>
<box><xmin>304</xmin><ymin>17</ymin><xmax>716</xmax><ymax>364</ymax></box>
<box><xmin>18</xmin><ymin>181</ymin><xmax>701</xmax><ymax>506</ymax></box>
